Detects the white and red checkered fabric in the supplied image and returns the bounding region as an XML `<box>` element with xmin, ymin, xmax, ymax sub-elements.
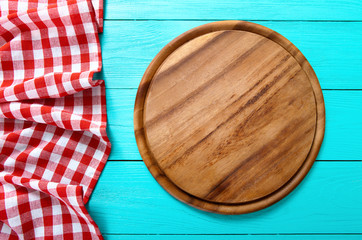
<box><xmin>0</xmin><ymin>0</ymin><xmax>104</xmax><ymax>32</ymax></box>
<box><xmin>0</xmin><ymin>0</ymin><xmax>110</xmax><ymax>239</ymax></box>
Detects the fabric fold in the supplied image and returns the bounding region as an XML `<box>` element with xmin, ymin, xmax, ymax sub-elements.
<box><xmin>0</xmin><ymin>0</ymin><xmax>110</xmax><ymax>239</ymax></box>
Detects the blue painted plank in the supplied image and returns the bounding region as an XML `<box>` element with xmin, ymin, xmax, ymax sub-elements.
<box><xmin>103</xmin><ymin>235</ymin><xmax>362</xmax><ymax>240</ymax></box>
<box><xmin>99</xmin><ymin>21</ymin><xmax>362</xmax><ymax>89</ymax></box>
<box><xmin>87</xmin><ymin>161</ymin><xmax>362</xmax><ymax>234</ymax></box>
<box><xmin>103</xmin><ymin>0</ymin><xmax>362</xmax><ymax>21</ymax></box>
<box><xmin>105</xmin><ymin>89</ymin><xmax>362</xmax><ymax>160</ymax></box>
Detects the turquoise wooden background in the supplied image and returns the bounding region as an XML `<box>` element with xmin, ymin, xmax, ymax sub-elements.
<box><xmin>87</xmin><ymin>1</ymin><xmax>362</xmax><ymax>239</ymax></box>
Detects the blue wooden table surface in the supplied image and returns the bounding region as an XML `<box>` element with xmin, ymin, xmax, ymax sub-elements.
<box><xmin>87</xmin><ymin>1</ymin><xmax>362</xmax><ymax>239</ymax></box>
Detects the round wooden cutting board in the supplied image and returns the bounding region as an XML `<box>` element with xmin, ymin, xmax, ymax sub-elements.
<box><xmin>134</xmin><ymin>21</ymin><xmax>325</xmax><ymax>214</ymax></box>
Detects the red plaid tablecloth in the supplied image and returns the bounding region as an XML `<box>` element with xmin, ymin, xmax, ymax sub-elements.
<box><xmin>0</xmin><ymin>0</ymin><xmax>103</xmax><ymax>32</ymax></box>
<box><xmin>0</xmin><ymin>0</ymin><xmax>110</xmax><ymax>239</ymax></box>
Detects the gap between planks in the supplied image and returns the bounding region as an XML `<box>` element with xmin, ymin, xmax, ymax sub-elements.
<box><xmin>104</xmin><ymin>88</ymin><xmax>362</xmax><ymax>90</ymax></box>
<box><xmin>108</xmin><ymin>160</ymin><xmax>362</xmax><ymax>162</ymax></box>
<box><xmin>103</xmin><ymin>233</ymin><xmax>362</xmax><ymax>235</ymax></box>
<box><xmin>103</xmin><ymin>19</ymin><xmax>362</xmax><ymax>22</ymax></box>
